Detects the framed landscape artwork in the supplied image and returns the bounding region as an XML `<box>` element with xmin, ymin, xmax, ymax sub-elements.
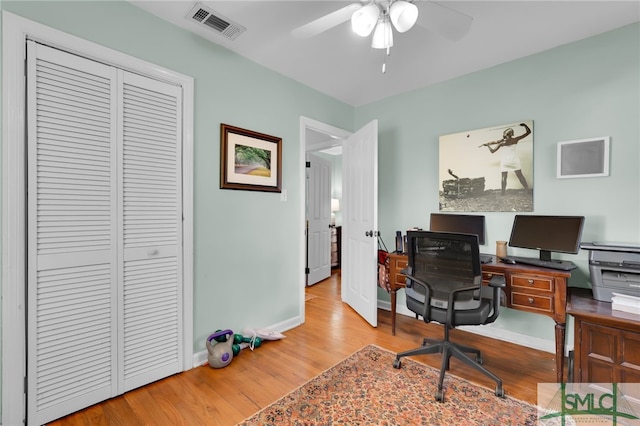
<box><xmin>220</xmin><ymin>123</ymin><xmax>282</xmax><ymax>192</ymax></box>
<box><xmin>439</xmin><ymin>121</ymin><xmax>534</xmax><ymax>212</ymax></box>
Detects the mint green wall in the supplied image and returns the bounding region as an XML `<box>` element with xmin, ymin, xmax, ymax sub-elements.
<box><xmin>1</xmin><ymin>1</ymin><xmax>638</xmax><ymax>386</ymax></box>
<box><xmin>1</xmin><ymin>0</ymin><xmax>354</xmax><ymax>358</ymax></box>
<box><xmin>358</xmin><ymin>23</ymin><xmax>640</xmax><ymax>341</ymax></box>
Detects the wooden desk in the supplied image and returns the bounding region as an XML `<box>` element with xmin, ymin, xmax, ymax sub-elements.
<box><xmin>387</xmin><ymin>253</ymin><xmax>409</xmax><ymax>336</ymax></box>
<box><xmin>567</xmin><ymin>287</ymin><xmax>640</xmax><ymax>383</ymax></box>
<box><xmin>387</xmin><ymin>254</ymin><xmax>571</xmax><ymax>383</ymax></box>
<box><xmin>331</xmin><ymin>226</ymin><xmax>341</xmax><ymax>269</ymax></box>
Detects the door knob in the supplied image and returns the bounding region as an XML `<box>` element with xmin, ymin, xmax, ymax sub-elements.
<box><xmin>365</xmin><ymin>230</ymin><xmax>373</xmax><ymax>237</ymax></box>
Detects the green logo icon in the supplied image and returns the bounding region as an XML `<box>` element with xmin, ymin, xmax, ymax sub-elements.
<box><xmin>538</xmin><ymin>383</ymin><xmax>640</xmax><ymax>425</ymax></box>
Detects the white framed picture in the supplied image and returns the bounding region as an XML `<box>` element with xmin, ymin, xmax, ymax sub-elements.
<box><xmin>557</xmin><ymin>137</ymin><xmax>610</xmax><ymax>179</ymax></box>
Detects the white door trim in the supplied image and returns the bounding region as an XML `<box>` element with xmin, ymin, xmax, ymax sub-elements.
<box><xmin>299</xmin><ymin>117</ymin><xmax>351</xmax><ymax>323</ymax></box>
<box><xmin>2</xmin><ymin>12</ymin><xmax>194</xmax><ymax>425</ymax></box>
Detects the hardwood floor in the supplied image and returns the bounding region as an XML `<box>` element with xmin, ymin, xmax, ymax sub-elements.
<box><xmin>48</xmin><ymin>270</ymin><xmax>557</xmax><ymax>425</ymax></box>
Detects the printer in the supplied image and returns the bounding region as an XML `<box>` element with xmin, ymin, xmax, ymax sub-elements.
<box><xmin>581</xmin><ymin>242</ymin><xmax>640</xmax><ymax>302</ymax></box>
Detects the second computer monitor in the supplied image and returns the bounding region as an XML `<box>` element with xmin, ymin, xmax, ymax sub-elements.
<box><xmin>508</xmin><ymin>215</ymin><xmax>585</xmax><ymax>261</ymax></box>
<box><xmin>429</xmin><ymin>213</ymin><xmax>486</xmax><ymax>246</ymax></box>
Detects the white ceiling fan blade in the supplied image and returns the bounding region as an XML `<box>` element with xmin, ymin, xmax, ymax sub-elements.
<box><xmin>292</xmin><ymin>3</ymin><xmax>363</xmax><ymax>39</ymax></box>
<box><xmin>416</xmin><ymin>1</ymin><xmax>473</xmax><ymax>41</ymax></box>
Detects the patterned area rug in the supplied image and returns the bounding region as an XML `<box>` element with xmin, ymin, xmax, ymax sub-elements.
<box><xmin>238</xmin><ymin>344</ymin><xmax>537</xmax><ymax>425</ymax></box>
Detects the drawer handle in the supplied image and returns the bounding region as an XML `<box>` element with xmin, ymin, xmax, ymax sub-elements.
<box><xmin>528</xmin><ymin>279</ymin><xmax>534</xmax><ymax>285</ymax></box>
<box><xmin>528</xmin><ymin>297</ymin><xmax>534</xmax><ymax>304</ymax></box>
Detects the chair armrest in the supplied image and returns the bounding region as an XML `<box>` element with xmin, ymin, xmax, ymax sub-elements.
<box><xmin>488</xmin><ymin>275</ymin><xmax>506</xmax><ymax>288</ymax></box>
<box><xmin>448</xmin><ymin>284</ymin><xmax>483</xmax><ymax>306</ymax></box>
<box><xmin>486</xmin><ymin>275</ymin><xmax>506</xmax><ymax>323</ymax></box>
<box><xmin>402</xmin><ymin>272</ymin><xmax>432</xmax><ymax>320</ymax></box>
<box><xmin>445</xmin><ymin>284</ymin><xmax>481</xmax><ymax>324</ymax></box>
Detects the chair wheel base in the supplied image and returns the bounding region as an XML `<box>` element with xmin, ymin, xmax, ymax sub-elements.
<box><xmin>495</xmin><ymin>386</ymin><xmax>505</xmax><ymax>398</ymax></box>
<box><xmin>393</xmin><ymin>358</ymin><xmax>402</xmax><ymax>369</ymax></box>
<box><xmin>435</xmin><ymin>390</ymin><xmax>444</xmax><ymax>402</ymax></box>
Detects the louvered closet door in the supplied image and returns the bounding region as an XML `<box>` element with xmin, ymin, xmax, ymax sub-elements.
<box><xmin>27</xmin><ymin>42</ymin><xmax>184</xmax><ymax>424</ymax></box>
<box><xmin>27</xmin><ymin>41</ymin><xmax>118</xmax><ymax>425</ymax></box>
<box><xmin>118</xmin><ymin>70</ymin><xmax>183</xmax><ymax>392</ymax></box>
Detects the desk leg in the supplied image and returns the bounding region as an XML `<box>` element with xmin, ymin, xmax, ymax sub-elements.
<box><xmin>391</xmin><ymin>290</ymin><xmax>398</xmax><ymax>336</ymax></box>
<box><xmin>555</xmin><ymin>322</ymin><xmax>565</xmax><ymax>383</ymax></box>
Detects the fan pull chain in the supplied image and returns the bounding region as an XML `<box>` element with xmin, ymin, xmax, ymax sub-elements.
<box><xmin>382</xmin><ymin>46</ymin><xmax>391</xmax><ymax>74</ymax></box>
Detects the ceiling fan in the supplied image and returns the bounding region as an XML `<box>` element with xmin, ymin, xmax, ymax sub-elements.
<box><xmin>292</xmin><ymin>1</ymin><xmax>473</xmax><ymax>49</ymax></box>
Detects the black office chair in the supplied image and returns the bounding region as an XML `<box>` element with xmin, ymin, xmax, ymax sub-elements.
<box><xmin>392</xmin><ymin>230</ymin><xmax>506</xmax><ymax>402</ymax></box>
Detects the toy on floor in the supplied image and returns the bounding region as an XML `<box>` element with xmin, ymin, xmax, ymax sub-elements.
<box><xmin>206</xmin><ymin>329</ymin><xmax>234</xmax><ymax>368</ymax></box>
<box><xmin>206</xmin><ymin>327</ymin><xmax>286</xmax><ymax>368</ymax></box>
<box><xmin>241</xmin><ymin>327</ymin><xmax>286</xmax><ymax>341</ymax></box>
<box><xmin>232</xmin><ymin>327</ymin><xmax>287</xmax><ymax>355</ymax></box>
<box><xmin>232</xmin><ymin>333</ymin><xmax>263</xmax><ymax>355</ymax></box>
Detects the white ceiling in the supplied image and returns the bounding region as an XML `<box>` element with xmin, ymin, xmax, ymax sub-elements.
<box><xmin>130</xmin><ymin>1</ymin><xmax>640</xmax><ymax>107</ymax></box>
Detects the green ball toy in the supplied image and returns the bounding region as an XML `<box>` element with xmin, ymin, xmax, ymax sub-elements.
<box><xmin>232</xmin><ymin>343</ymin><xmax>241</xmax><ymax>356</ymax></box>
<box><xmin>233</xmin><ymin>333</ymin><xmax>264</xmax><ymax>348</ymax></box>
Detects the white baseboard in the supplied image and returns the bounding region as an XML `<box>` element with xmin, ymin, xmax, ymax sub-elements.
<box><xmin>192</xmin><ymin>316</ymin><xmax>303</xmax><ymax>368</ymax></box>
<box><xmin>193</xmin><ymin>349</ymin><xmax>209</xmax><ymax>367</ymax></box>
<box><xmin>192</xmin><ymin>303</ymin><xmax>575</xmax><ymax>369</ymax></box>
<box><xmin>378</xmin><ymin>300</ymin><xmax>572</xmax><ymax>355</ymax></box>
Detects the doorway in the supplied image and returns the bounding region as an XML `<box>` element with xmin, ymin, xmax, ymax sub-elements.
<box><xmin>299</xmin><ymin>117</ymin><xmax>380</xmax><ymax>328</ymax></box>
<box><xmin>299</xmin><ymin>117</ymin><xmax>351</xmax><ymax>319</ymax></box>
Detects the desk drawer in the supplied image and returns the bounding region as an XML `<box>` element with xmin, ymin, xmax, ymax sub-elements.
<box><xmin>391</xmin><ymin>258</ymin><xmax>408</xmax><ymax>284</ymax></box>
<box><xmin>511</xmin><ymin>292</ymin><xmax>553</xmax><ymax>313</ymax></box>
<box><xmin>391</xmin><ymin>257</ymin><xmax>408</xmax><ymax>269</ymax></box>
<box><xmin>511</xmin><ymin>275</ymin><xmax>554</xmax><ymax>292</ymax></box>
<box><xmin>392</xmin><ymin>272</ymin><xmax>406</xmax><ymax>286</ymax></box>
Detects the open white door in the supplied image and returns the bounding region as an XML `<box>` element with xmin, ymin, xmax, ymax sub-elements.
<box><xmin>341</xmin><ymin>120</ymin><xmax>378</xmax><ymax>327</ymax></box>
<box><xmin>306</xmin><ymin>153</ymin><xmax>332</xmax><ymax>285</ymax></box>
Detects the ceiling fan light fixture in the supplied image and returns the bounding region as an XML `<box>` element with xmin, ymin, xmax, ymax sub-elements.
<box><xmin>351</xmin><ymin>3</ymin><xmax>380</xmax><ymax>37</ymax></box>
<box><xmin>389</xmin><ymin>0</ymin><xmax>418</xmax><ymax>33</ymax></box>
<box><xmin>371</xmin><ymin>17</ymin><xmax>393</xmax><ymax>49</ymax></box>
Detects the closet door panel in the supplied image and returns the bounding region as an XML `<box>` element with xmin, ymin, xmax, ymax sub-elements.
<box><xmin>119</xmin><ymin>71</ymin><xmax>183</xmax><ymax>391</ymax></box>
<box><xmin>27</xmin><ymin>42</ymin><xmax>118</xmax><ymax>425</ymax></box>
<box><xmin>28</xmin><ymin>42</ymin><xmax>185</xmax><ymax>424</ymax></box>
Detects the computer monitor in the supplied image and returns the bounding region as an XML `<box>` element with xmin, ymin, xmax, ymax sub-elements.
<box><xmin>429</xmin><ymin>213</ymin><xmax>486</xmax><ymax>246</ymax></box>
<box><xmin>508</xmin><ymin>215</ymin><xmax>585</xmax><ymax>261</ymax></box>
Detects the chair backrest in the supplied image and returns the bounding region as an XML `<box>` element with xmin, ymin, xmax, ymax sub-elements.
<box><xmin>406</xmin><ymin>230</ymin><xmax>482</xmax><ymax>305</ymax></box>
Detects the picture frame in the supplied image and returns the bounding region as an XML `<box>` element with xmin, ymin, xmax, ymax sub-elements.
<box><xmin>439</xmin><ymin>121</ymin><xmax>534</xmax><ymax>212</ymax></box>
<box><xmin>557</xmin><ymin>137</ymin><xmax>610</xmax><ymax>179</ymax></box>
<box><xmin>220</xmin><ymin>123</ymin><xmax>282</xmax><ymax>192</ymax></box>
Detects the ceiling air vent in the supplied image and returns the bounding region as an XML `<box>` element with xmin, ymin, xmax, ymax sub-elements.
<box><xmin>187</xmin><ymin>3</ymin><xmax>246</xmax><ymax>41</ymax></box>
